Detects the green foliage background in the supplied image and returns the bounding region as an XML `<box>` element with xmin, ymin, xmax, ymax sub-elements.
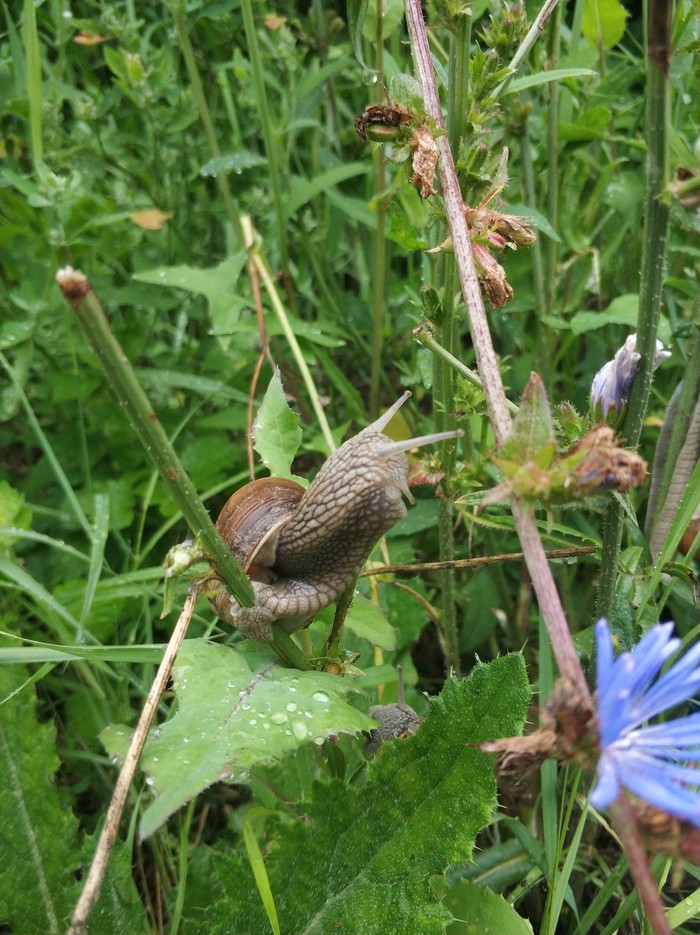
<box><xmin>1</xmin><ymin>0</ymin><xmax>700</xmax><ymax>933</ymax></box>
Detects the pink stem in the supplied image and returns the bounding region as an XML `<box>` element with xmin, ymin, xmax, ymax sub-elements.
<box><xmin>610</xmin><ymin>796</ymin><xmax>672</xmax><ymax>935</ymax></box>
<box><xmin>404</xmin><ymin>0</ymin><xmax>590</xmax><ymax>702</ymax></box>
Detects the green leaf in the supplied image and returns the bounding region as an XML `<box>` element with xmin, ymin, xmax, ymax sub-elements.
<box><xmin>252</xmin><ymin>370</ymin><xmax>304</xmax><ymax>480</ymax></box>
<box><xmin>316</xmin><ymin>594</ymin><xmax>396</xmax><ymax>651</ymax></box>
<box><xmin>507</xmin><ymin>68</ymin><xmax>597</xmax><ymax>93</ymax></box>
<box><xmin>103</xmin><ymin>640</ymin><xmax>377</xmax><ymax>839</ymax></box>
<box><xmin>0</xmin><ymin>663</ymin><xmax>148</xmax><ymax>935</ymax></box>
<box><xmin>501</xmin><ymin>373</ymin><xmax>554</xmax><ymax>463</ymax></box>
<box><xmin>582</xmin><ymin>0</ymin><xmax>628</xmax><ymax>50</ymax></box>
<box><xmin>285</xmin><ymin>163</ymin><xmax>370</xmax><ymax>218</ymax></box>
<box><xmin>181</xmin><ymin>654</ymin><xmax>529</xmax><ymax>935</ymax></box>
<box><xmin>133</xmin><ymin>254</ymin><xmax>248</xmax><ymax>338</ymax></box>
<box><xmin>444</xmin><ymin>880</ymin><xmax>534</xmax><ymax>934</ymax></box>
<box><xmin>362</xmin><ymin>0</ymin><xmax>405</xmax><ymax>41</ymax></box>
<box><xmin>0</xmin><ymin>666</ymin><xmax>79</xmax><ymax>933</ymax></box>
<box><xmin>199</xmin><ymin>151</ymin><xmax>267</xmax><ymax>176</ymax></box>
<box><xmin>0</xmin><ymin>481</ymin><xmax>32</xmax><ymax>557</ymax></box>
<box><xmin>346</xmin><ymin>0</ymin><xmax>370</xmax><ymax>65</ymax></box>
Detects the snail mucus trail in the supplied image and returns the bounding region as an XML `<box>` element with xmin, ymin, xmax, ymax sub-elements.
<box><xmin>209</xmin><ymin>391</ymin><xmax>463</xmax><ymax>642</ymax></box>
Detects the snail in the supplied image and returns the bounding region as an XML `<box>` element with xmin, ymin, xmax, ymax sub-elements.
<box><xmin>209</xmin><ymin>391</ymin><xmax>462</xmax><ymax>641</ymax></box>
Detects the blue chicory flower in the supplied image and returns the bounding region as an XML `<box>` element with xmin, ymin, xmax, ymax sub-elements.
<box><xmin>591</xmin><ymin>618</ymin><xmax>700</xmax><ymax>827</ymax></box>
<box><xmin>590</xmin><ymin>334</ymin><xmax>671</xmax><ymax>421</ymax></box>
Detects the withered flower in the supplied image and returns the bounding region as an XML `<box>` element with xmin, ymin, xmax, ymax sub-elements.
<box><xmin>354</xmin><ymin>102</ymin><xmax>412</xmax><ymax>143</ymax></box>
<box><xmin>409</xmin><ymin>127</ymin><xmax>438</xmax><ymax>198</ymax></box>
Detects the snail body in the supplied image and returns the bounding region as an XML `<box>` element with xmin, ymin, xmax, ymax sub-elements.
<box><xmin>210</xmin><ymin>391</ymin><xmax>461</xmax><ymax>641</ymax></box>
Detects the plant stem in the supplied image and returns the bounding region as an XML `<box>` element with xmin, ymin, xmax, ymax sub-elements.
<box><xmin>369</xmin><ymin>6</ymin><xmax>388</xmax><ymax>420</ymax></box>
<box><xmin>610</xmin><ymin>796</ymin><xmax>672</xmax><ymax>935</ymax></box>
<box><xmin>493</xmin><ymin>0</ymin><xmax>562</xmax><ymax>100</ymax></box>
<box><xmin>413</xmin><ymin>323</ymin><xmax>519</xmax><ymax>414</ymax></box>
<box><xmin>67</xmin><ymin>586</ymin><xmax>198</xmax><ymax>935</ymax></box>
<box><xmin>597</xmin><ymin>0</ymin><xmax>672</xmax><ymax>620</ymax></box>
<box><xmin>405</xmin><ymin>0</ymin><xmax>590</xmax><ymax>701</ymax></box>
<box><xmin>172</xmin><ymin>3</ymin><xmax>246</xmax><ymax>248</ymax></box>
<box><xmin>239</xmin><ymin>0</ymin><xmax>289</xmax><ymax>273</ymax></box>
<box><xmin>245</xmin><ymin>221</ymin><xmax>336</xmax><ymax>453</ymax></box>
<box><xmin>55</xmin><ymin>267</ymin><xmax>254</xmax><ymax>608</ymax></box>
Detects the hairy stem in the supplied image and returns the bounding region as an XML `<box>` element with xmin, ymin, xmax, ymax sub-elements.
<box><xmin>405</xmin><ymin>0</ymin><xmax>590</xmax><ymax>700</ymax></box>
<box><xmin>597</xmin><ymin>0</ymin><xmax>672</xmax><ymax>620</ymax></box>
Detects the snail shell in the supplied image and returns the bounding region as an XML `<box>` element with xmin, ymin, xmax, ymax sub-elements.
<box><xmin>216</xmin><ymin>477</ymin><xmax>304</xmax><ymax>582</ymax></box>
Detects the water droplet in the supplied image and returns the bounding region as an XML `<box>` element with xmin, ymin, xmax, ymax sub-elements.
<box><xmin>183</xmin><ymin>759</ymin><xmax>190</xmax><ymax>765</ymax></box>
<box><xmin>313</xmin><ymin>737</ymin><xmax>324</xmax><ymax>746</ymax></box>
<box><xmin>271</xmin><ymin>712</ymin><xmax>288</xmax><ymax>724</ymax></box>
<box><xmin>145</xmin><ymin>775</ymin><xmax>154</xmax><ymax>785</ymax></box>
<box><xmin>152</xmin><ymin>756</ymin><xmax>159</xmax><ymax>763</ymax></box>
<box><xmin>228</xmin><ymin>680</ymin><xmax>236</xmax><ymax>689</ymax></box>
<box><xmin>183</xmin><ymin>736</ymin><xmax>191</xmax><ymax>744</ymax></box>
<box><xmin>286</xmin><ymin>702</ymin><xmax>297</xmax><ymax>712</ymax></box>
<box><xmin>312</xmin><ymin>691</ymin><xmax>329</xmax><ymax>703</ymax></box>
<box><xmin>221</xmin><ymin>697</ymin><xmax>231</xmax><ymax>704</ymax></box>
<box><xmin>292</xmin><ymin>721</ymin><xmax>308</xmax><ymax>740</ymax></box>
<box><xmin>249</xmin><ymin>718</ymin><xmax>257</xmax><ymax>726</ymax></box>
<box><xmin>241</xmin><ymin>702</ymin><xmax>251</xmax><ymax>711</ymax></box>
<box><xmin>291</xmin><ymin>677</ymin><xmax>299</xmax><ymax>684</ymax></box>
<box><xmin>304</xmin><ymin>710</ymin><xmax>314</xmax><ymax>719</ymax></box>
<box><xmin>284</xmin><ymin>729</ymin><xmax>292</xmax><ymax>736</ymax></box>
<box><xmin>263</xmin><ymin>722</ymin><xmax>271</xmax><ymax>730</ymax></box>
<box><xmin>288</xmin><ymin>686</ymin><xmax>297</xmax><ymax>693</ymax></box>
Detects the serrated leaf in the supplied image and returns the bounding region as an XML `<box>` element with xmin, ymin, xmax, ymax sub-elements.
<box><xmin>444</xmin><ymin>879</ymin><xmax>534</xmax><ymax>934</ymax></box>
<box><xmin>252</xmin><ymin>370</ymin><xmax>304</xmax><ymax>480</ymax></box>
<box><xmin>0</xmin><ymin>664</ymin><xmax>148</xmax><ymax>935</ymax></box>
<box><xmin>103</xmin><ymin>640</ymin><xmax>376</xmax><ymax>839</ymax></box>
<box><xmin>181</xmin><ymin>653</ymin><xmax>530</xmax><ymax>935</ymax></box>
<box><xmin>582</xmin><ymin>0</ymin><xmax>628</xmax><ymax>50</ymax></box>
<box><xmin>501</xmin><ymin>373</ymin><xmax>554</xmax><ymax>464</ymax></box>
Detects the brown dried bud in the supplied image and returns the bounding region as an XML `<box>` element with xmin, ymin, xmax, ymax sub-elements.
<box><xmin>564</xmin><ymin>425</ymin><xmax>648</xmax><ymax>495</ymax></box>
<box><xmin>471</xmin><ymin>243</ymin><xmax>514</xmax><ymax>308</ymax></box>
<box><xmin>354</xmin><ymin>103</ymin><xmax>412</xmax><ymax>143</ymax></box>
<box><xmin>409</xmin><ymin>127</ymin><xmax>438</xmax><ymax>198</ymax></box>
<box><xmin>465</xmin><ymin>204</ymin><xmax>536</xmax><ymax>248</ymax></box>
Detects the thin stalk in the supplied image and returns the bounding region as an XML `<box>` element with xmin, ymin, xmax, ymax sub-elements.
<box><xmin>369</xmin><ymin>6</ymin><xmax>388</xmax><ymax>420</ymax></box>
<box><xmin>413</xmin><ymin>323</ymin><xmax>519</xmax><ymax>414</ymax></box>
<box><xmin>0</xmin><ymin>351</ymin><xmax>91</xmax><ymax>538</ymax></box>
<box><xmin>67</xmin><ymin>587</ymin><xmax>198</xmax><ymax>935</ymax></box>
<box><xmin>431</xmin><ymin>12</ymin><xmax>472</xmax><ymax>676</ymax></box>
<box><xmin>55</xmin><ymin>267</ymin><xmax>254</xmax><ymax>608</ymax></box>
<box><xmin>542</xmin><ymin>0</ymin><xmax>563</xmax><ymax>392</ymax></box>
<box><xmin>23</xmin><ymin>0</ymin><xmax>43</xmax><ymax>171</ymax></box>
<box><xmin>245</xmin><ymin>221</ymin><xmax>335</xmax><ymax>453</ymax></box>
<box><xmin>171</xmin><ymin>3</ymin><xmax>245</xmax><ymax>248</ymax></box>
<box><xmin>519</xmin><ymin>123</ymin><xmax>549</xmax><ymax>379</ymax></box>
<box><xmin>493</xmin><ymin>0</ymin><xmax>561</xmax><ymax>100</ymax></box>
<box><xmin>597</xmin><ymin>0</ymin><xmax>672</xmax><ymax>620</ymax></box>
<box><xmin>56</xmin><ymin>268</ymin><xmax>309</xmax><ymax>669</ymax></box>
<box><xmin>239</xmin><ymin>0</ymin><xmax>289</xmax><ymax>273</ymax></box>
<box><xmin>405</xmin><ymin>0</ymin><xmax>590</xmax><ymax>700</ymax></box>
<box><xmin>610</xmin><ymin>796</ymin><xmax>672</xmax><ymax>935</ymax></box>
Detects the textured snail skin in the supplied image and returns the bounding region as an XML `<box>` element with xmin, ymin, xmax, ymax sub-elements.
<box><xmin>214</xmin><ymin>424</ymin><xmax>410</xmax><ymax>642</ymax></box>
<box><xmin>212</xmin><ymin>393</ymin><xmax>461</xmax><ymax>642</ymax></box>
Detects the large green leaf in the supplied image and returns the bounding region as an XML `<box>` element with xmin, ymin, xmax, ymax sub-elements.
<box><xmin>181</xmin><ymin>653</ymin><xmax>529</xmax><ymax>935</ymax></box>
<box><xmin>582</xmin><ymin>0</ymin><xmax>628</xmax><ymax>49</ymax></box>
<box><xmin>101</xmin><ymin>640</ymin><xmax>377</xmax><ymax>840</ymax></box>
<box><xmin>0</xmin><ymin>664</ymin><xmax>147</xmax><ymax>935</ymax></box>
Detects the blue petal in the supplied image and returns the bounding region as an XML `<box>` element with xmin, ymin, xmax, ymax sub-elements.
<box><xmin>619</xmin><ymin>748</ymin><xmax>700</xmax><ymax>787</ymax></box>
<box><xmin>590</xmin><ymin>751</ymin><xmax>621</xmax><ymax>808</ymax></box>
<box><xmin>629</xmin><ymin>713</ymin><xmax>700</xmax><ymax>747</ymax></box>
<box><xmin>631</xmin><ymin>644</ymin><xmax>700</xmax><ymax>723</ymax></box>
<box><xmin>612</xmin><ymin>755</ymin><xmax>700</xmax><ymax>828</ymax></box>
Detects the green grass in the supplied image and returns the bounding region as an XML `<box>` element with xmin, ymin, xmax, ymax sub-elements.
<box><xmin>1</xmin><ymin>1</ymin><xmax>700</xmax><ymax>933</ymax></box>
